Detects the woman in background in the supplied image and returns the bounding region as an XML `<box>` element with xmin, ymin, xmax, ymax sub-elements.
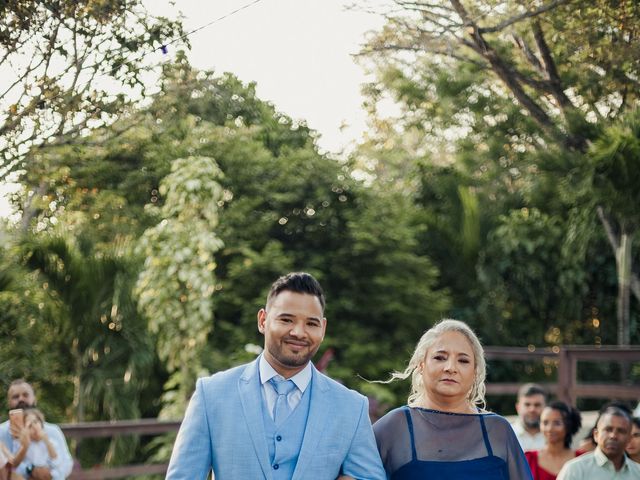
<box><xmin>373</xmin><ymin>319</ymin><xmax>532</xmax><ymax>479</ymax></box>
<box><xmin>525</xmin><ymin>401</ymin><xmax>583</xmax><ymax>480</ymax></box>
<box><xmin>626</xmin><ymin>417</ymin><xmax>640</xmax><ymax>464</ymax></box>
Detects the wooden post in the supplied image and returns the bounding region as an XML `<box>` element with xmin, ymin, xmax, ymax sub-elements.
<box><xmin>557</xmin><ymin>348</ymin><xmax>576</xmax><ymax>405</ymax></box>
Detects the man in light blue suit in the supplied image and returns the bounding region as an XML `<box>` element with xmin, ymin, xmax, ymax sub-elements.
<box><xmin>166</xmin><ymin>272</ymin><xmax>386</xmax><ymax>480</ymax></box>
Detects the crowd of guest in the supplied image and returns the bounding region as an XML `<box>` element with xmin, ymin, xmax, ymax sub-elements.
<box><xmin>511</xmin><ymin>382</ymin><xmax>640</xmax><ymax>480</ymax></box>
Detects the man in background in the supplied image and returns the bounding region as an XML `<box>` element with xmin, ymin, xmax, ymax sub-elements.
<box><xmin>558</xmin><ymin>404</ymin><xmax>640</xmax><ymax>479</ymax></box>
<box><xmin>511</xmin><ymin>383</ymin><xmax>546</xmax><ymax>451</ymax></box>
<box><xmin>0</xmin><ymin>379</ymin><xmax>73</xmax><ymax>480</ymax></box>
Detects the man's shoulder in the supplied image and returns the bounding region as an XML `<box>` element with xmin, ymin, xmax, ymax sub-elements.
<box><xmin>0</xmin><ymin>421</ymin><xmax>9</xmax><ymax>443</ymax></box>
<box><xmin>626</xmin><ymin>456</ymin><xmax>640</xmax><ymax>473</ymax></box>
<box><xmin>43</xmin><ymin>421</ymin><xmax>65</xmax><ymax>435</ymax></box>
<box><xmin>510</xmin><ymin>419</ymin><xmax>524</xmax><ymax>434</ymax></box>
<box><xmin>562</xmin><ymin>451</ymin><xmax>595</xmax><ymax>472</ymax></box>
<box><xmin>198</xmin><ymin>362</ymin><xmax>252</xmax><ymax>388</ymax></box>
<box><xmin>313</xmin><ymin>369</ymin><xmax>365</xmax><ymax>403</ymax></box>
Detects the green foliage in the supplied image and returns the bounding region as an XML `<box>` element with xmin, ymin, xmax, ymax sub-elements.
<box><xmin>16</xmin><ymin>233</ymin><xmax>154</xmax><ymax>465</ymax></box>
<box><xmin>0</xmin><ymin>0</ymin><xmax>186</xmax><ymax>174</ymax></box>
<box><xmin>135</xmin><ymin>156</ymin><xmax>224</xmax><ymax>415</ymax></box>
<box><xmin>476</xmin><ymin>208</ymin><xmax>588</xmax><ymax>344</ymax></box>
<box><xmin>590</xmin><ymin>109</ymin><xmax>640</xmax><ymax>226</ymax></box>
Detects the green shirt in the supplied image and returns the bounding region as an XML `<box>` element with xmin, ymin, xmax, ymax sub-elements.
<box><xmin>557</xmin><ymin>447</ymin><xmax>640</xmax><ymax>480</ymax></box>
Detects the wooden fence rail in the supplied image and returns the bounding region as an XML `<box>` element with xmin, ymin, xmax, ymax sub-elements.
<box><xmin>484</xmin><ymin>345</ymin><xmax>640</xmax><ymax>404</ymax></box>
<box><xmin>61</xmin><ymin>345</ymin><xmax>640</xmax><ymax>479</ymax></box>
<box><xmin>62</xmin><ymin>420</ymin><xmax>180</xmax><ymax>479</ymax></box>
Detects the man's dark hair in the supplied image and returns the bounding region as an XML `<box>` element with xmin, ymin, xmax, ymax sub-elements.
<box><xmin>632</xmin><ymin>416</ymin><xmax>640</xmax><ymax>430</ymax></box>
<box><xmin>266</xmin><ymin>272</ymin><xmax>325</xmax><ymax>311</ymax></box>
<box><xmin>546</xmin><ymin>401</ymin><xmax>582</xmax><ymax>448</ymax></box>
<box><xmin>517</xmin><ymin>383</ymin><xmax>546</xmax><ymax>400</ymax></box>
<box><xmin>595</xmin><ymin>401</ymin><xmax>633</xmax><ymax>430</ymax></box>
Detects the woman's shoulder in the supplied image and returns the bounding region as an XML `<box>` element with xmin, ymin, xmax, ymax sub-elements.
<box><xmin>481</xmin><ymin>412</ymin><xmax>513</xmax><ymax>426</ymax></box>
<box><xmin>481</xmin><ymin>412</ymin><xmax>521</xmax><ymax>436</ymax></box>
<box><xmin>374</xmin><ymin>406</ymin><xmax>409</xmax><ymax>427</ymax></box>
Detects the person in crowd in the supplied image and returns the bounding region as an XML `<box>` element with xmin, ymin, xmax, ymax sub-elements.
<box><xmin>166</xmin><ymin>272</ymin><xmax>386</xmax><ymax>479</ymax></box>
<box><xmin>625</xmin><ymin>417</ymin><xmax>640</xmax><ymax>464</ymax></box>
<box><xmin>373</xmin><ymin>319</ymin><xmax>532</xmax><ymax>479</ymax></box>
<box><xmin>21</xmin><ymin>410</ymin><xmax>58</xmax><ymax>473</ymax></box>
<box><xmin>512</xmin><ymin>383</ymin><xmax>547</xmax><ymax>451</ymax></box>
<box><xmin>524</xmin><ymin>401</ymin><xmax>583</xmax><ymax>480</ymax></box>
<box><xmin>0</xmin><ymin>380</ymin><xmax>73</xmax><ymax>480</ymax></box>
<box><xmin>557</xmin><ymin>404</ymin><xmax>640</xmax><ymax>479</ymax></box>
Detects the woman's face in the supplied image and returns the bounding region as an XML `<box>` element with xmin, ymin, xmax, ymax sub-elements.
<box><xmin>420</xmin><ymin>331</ymin><xmax>476</xmax><ymax>404</ymax></box>
<box><xmin>541</xmin><ymin>407</ymin><xmax>566</xmax><ymax>446</ymax></box>
<box><xmin>626</xmin><ymin>423</ymin><xmax>640</xmax><ymax>458</ymax></box>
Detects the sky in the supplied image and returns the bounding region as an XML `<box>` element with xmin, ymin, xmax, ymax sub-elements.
<box><xmin>147</xmin><ymin>0</ymin><xmax>387</xmax><ymax>154</ymax></box>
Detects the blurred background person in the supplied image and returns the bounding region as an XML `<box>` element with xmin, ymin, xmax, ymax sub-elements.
<box><xmin>525</xmin><ymin>401</ymin><xmax>583</xmax><ymax>480</ymax></box>
<box><xmin>512</xmin><ymin>383</ymin><xmax>547</xmax><ymax>451</ymax></box>
<box><xmin>374</xmin><ymin>319</ymin><xmax>532</xmax><ymax>479</ymax></box>
<box><xmin>557</xmin><ymin>404</ymin><xmax>640</xmax><ymax>479</ymax></box>
<box><xmin>0</xmin><ymin>380</ymin><xmax>72</xmax><ymax>480</ymax></box>
<box><xmin>626</xmin><ymin>417</ymin><xmax>640</xmax><ymax>464</ymax></box>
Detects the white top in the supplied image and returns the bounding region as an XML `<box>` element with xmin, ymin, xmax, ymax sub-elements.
<box><xmin>511</xmin><ymin>419</ymin><xmax>545</xmax><ymax>451</ymax></box>
<box><xmin>25</xmin><ymin>439</ymin><xmax>53</xmax><ymax>467</ymax></box>
<box><xmin>259</xmin><ymin>354</ymin><xmax>312</xmax><ymax>420</ymax></box>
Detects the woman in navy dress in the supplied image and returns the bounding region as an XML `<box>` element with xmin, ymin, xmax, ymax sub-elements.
<box><xmin>373</xmin><ymin>319</ymin><xmax>533</xmax><ymax>480</ymax></box>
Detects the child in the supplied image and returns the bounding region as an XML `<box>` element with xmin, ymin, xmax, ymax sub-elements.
<box><xmin>22</xmin><ymin>409</ymin><xmax>57</xmax><ymax>472</ymax></box>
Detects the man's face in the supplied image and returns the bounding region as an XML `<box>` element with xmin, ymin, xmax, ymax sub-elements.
<box><xmin>516</xmin><ymin>393</ymin><xmax>545</xmax><ymax>430</ymax></box>
<box><xmin>595</xmin><ymin>413</ymin><xmax>632</xmax><ymax>462</ymax></box>
<box><xmin>8</xmin><ymin>383</ymin><xmax>36</xmax><ymax>409</ymax></box>
<box><xmin>258</xmin><ymin>290</ymin><xmax>326</xmax><ymax>378</ymax></box>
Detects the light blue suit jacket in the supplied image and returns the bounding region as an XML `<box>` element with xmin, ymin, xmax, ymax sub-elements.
<box><xmin>166</xmin><ymin>359</ymin><xmax>385</xmax><ymax>479</ymax></box>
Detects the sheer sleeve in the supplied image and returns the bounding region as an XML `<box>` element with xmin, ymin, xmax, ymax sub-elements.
<box><xmin>373</xmin><ymin>407</ymin><xmax>412</xmax><ymax>478</ymax></box>
<box><xmin>485</xmin><ymin>415</ymin><xmax>533</xmax><ymax>480</ymax></box>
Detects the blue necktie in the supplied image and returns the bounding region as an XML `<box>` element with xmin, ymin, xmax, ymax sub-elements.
<box><xmin>269</xmin><ymin>378</ymin><xmax>296</xmax><ymax>424</ymax></box>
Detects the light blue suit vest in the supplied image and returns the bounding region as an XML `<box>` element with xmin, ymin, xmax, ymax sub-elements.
<box><xmin>263</xmin><ymin>381</ymin><xmax>312</xmax><ymax>479</ymax></box>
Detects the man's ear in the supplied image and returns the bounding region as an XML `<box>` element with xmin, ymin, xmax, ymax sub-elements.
<box><xmin>257</xmin><ymin>309</ymin><xmax>267</xmax><ymax>333</ymax></box>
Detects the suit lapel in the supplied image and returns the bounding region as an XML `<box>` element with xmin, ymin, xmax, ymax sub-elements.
<box><xmin>238</xmin><ymin>359</ymin><xmax>273</xmax><ymax>480</ymax></box>
<box><xmin>292</xmin><ymin>365</ymin><xmax>330</xmax><ymax>480</ymax></box>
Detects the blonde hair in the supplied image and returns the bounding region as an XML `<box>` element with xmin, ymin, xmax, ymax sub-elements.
<box><xmin>390</xmin><ymin>319</ymin><xmax>487</xmax><ymax>409</ymax></box>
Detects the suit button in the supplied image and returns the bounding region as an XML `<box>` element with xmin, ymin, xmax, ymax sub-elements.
<box><xmin>276</xmin><ymin>435</ymin><xmax>282</xmax><ymax>441</ymax></box>
<box><xmin>273</xmin><ymin>464</ymin><xmax>279</xmax><ymax>470</ymax></box>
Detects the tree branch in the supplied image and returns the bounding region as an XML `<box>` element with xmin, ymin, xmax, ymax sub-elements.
<box><xmin>479</xmin><ymin>0</ymin><xmax>572</xmax><ymax>34</ymax></box>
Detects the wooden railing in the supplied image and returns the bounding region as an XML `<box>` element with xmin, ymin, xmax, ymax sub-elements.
<box><xmin>484</xmin><ymin>345</ymin><xmax>640</xmax><ymax>404</ymax></box>
<box><xmin>60</xmin><ymin>345</ymin><xmax>640</xmax><ymax>478</ymax></box>
<box><xmin>62</xmin><ymin>419</ymin><xmax>180</xmax><ymax>479</ymax></box>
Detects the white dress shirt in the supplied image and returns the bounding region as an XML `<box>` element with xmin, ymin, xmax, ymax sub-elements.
<box><xmin>511</xmin><ymin>419</ymin><xmax>545</xmax><ymax>451</ymax></box>
<box><xmin>259</xmin><ymin>355</ymin><xmax>312</xmax><ymax>420</ymax></box>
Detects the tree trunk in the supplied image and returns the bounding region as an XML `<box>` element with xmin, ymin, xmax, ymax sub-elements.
<box><xmin>616</xmin><ymin>231</ymin><xmax>631</xmax><ymax>346</ymax></box>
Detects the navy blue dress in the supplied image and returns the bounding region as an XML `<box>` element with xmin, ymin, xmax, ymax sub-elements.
<box><xmin>374</xmin><ymin>406</ymin><xmax>533</xmax><ymax>480</ymax></box>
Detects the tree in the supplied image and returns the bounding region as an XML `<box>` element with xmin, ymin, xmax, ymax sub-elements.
<box><xmin>0</xmin><ymin>0</ymin><xmax>185</xmax><ymax>177</ymax></box>
<box><xmin>588</xmin><ymin>109</ymin><xmax>640</xmax><ymax>345</ymax></box>
<box><xmin>135</xmin><ymin>155</ymin><xmax>224</xmax><ymax>416</ymax></box>
<box><xmin>360</xmin><ymin>0</ymin><xmax>640</xmax><ymax>342</ymax></box>
<box><xmin>19</xmin><ymin>233</ymin><xmax>154</xmax><ymax>464</ymax></box>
